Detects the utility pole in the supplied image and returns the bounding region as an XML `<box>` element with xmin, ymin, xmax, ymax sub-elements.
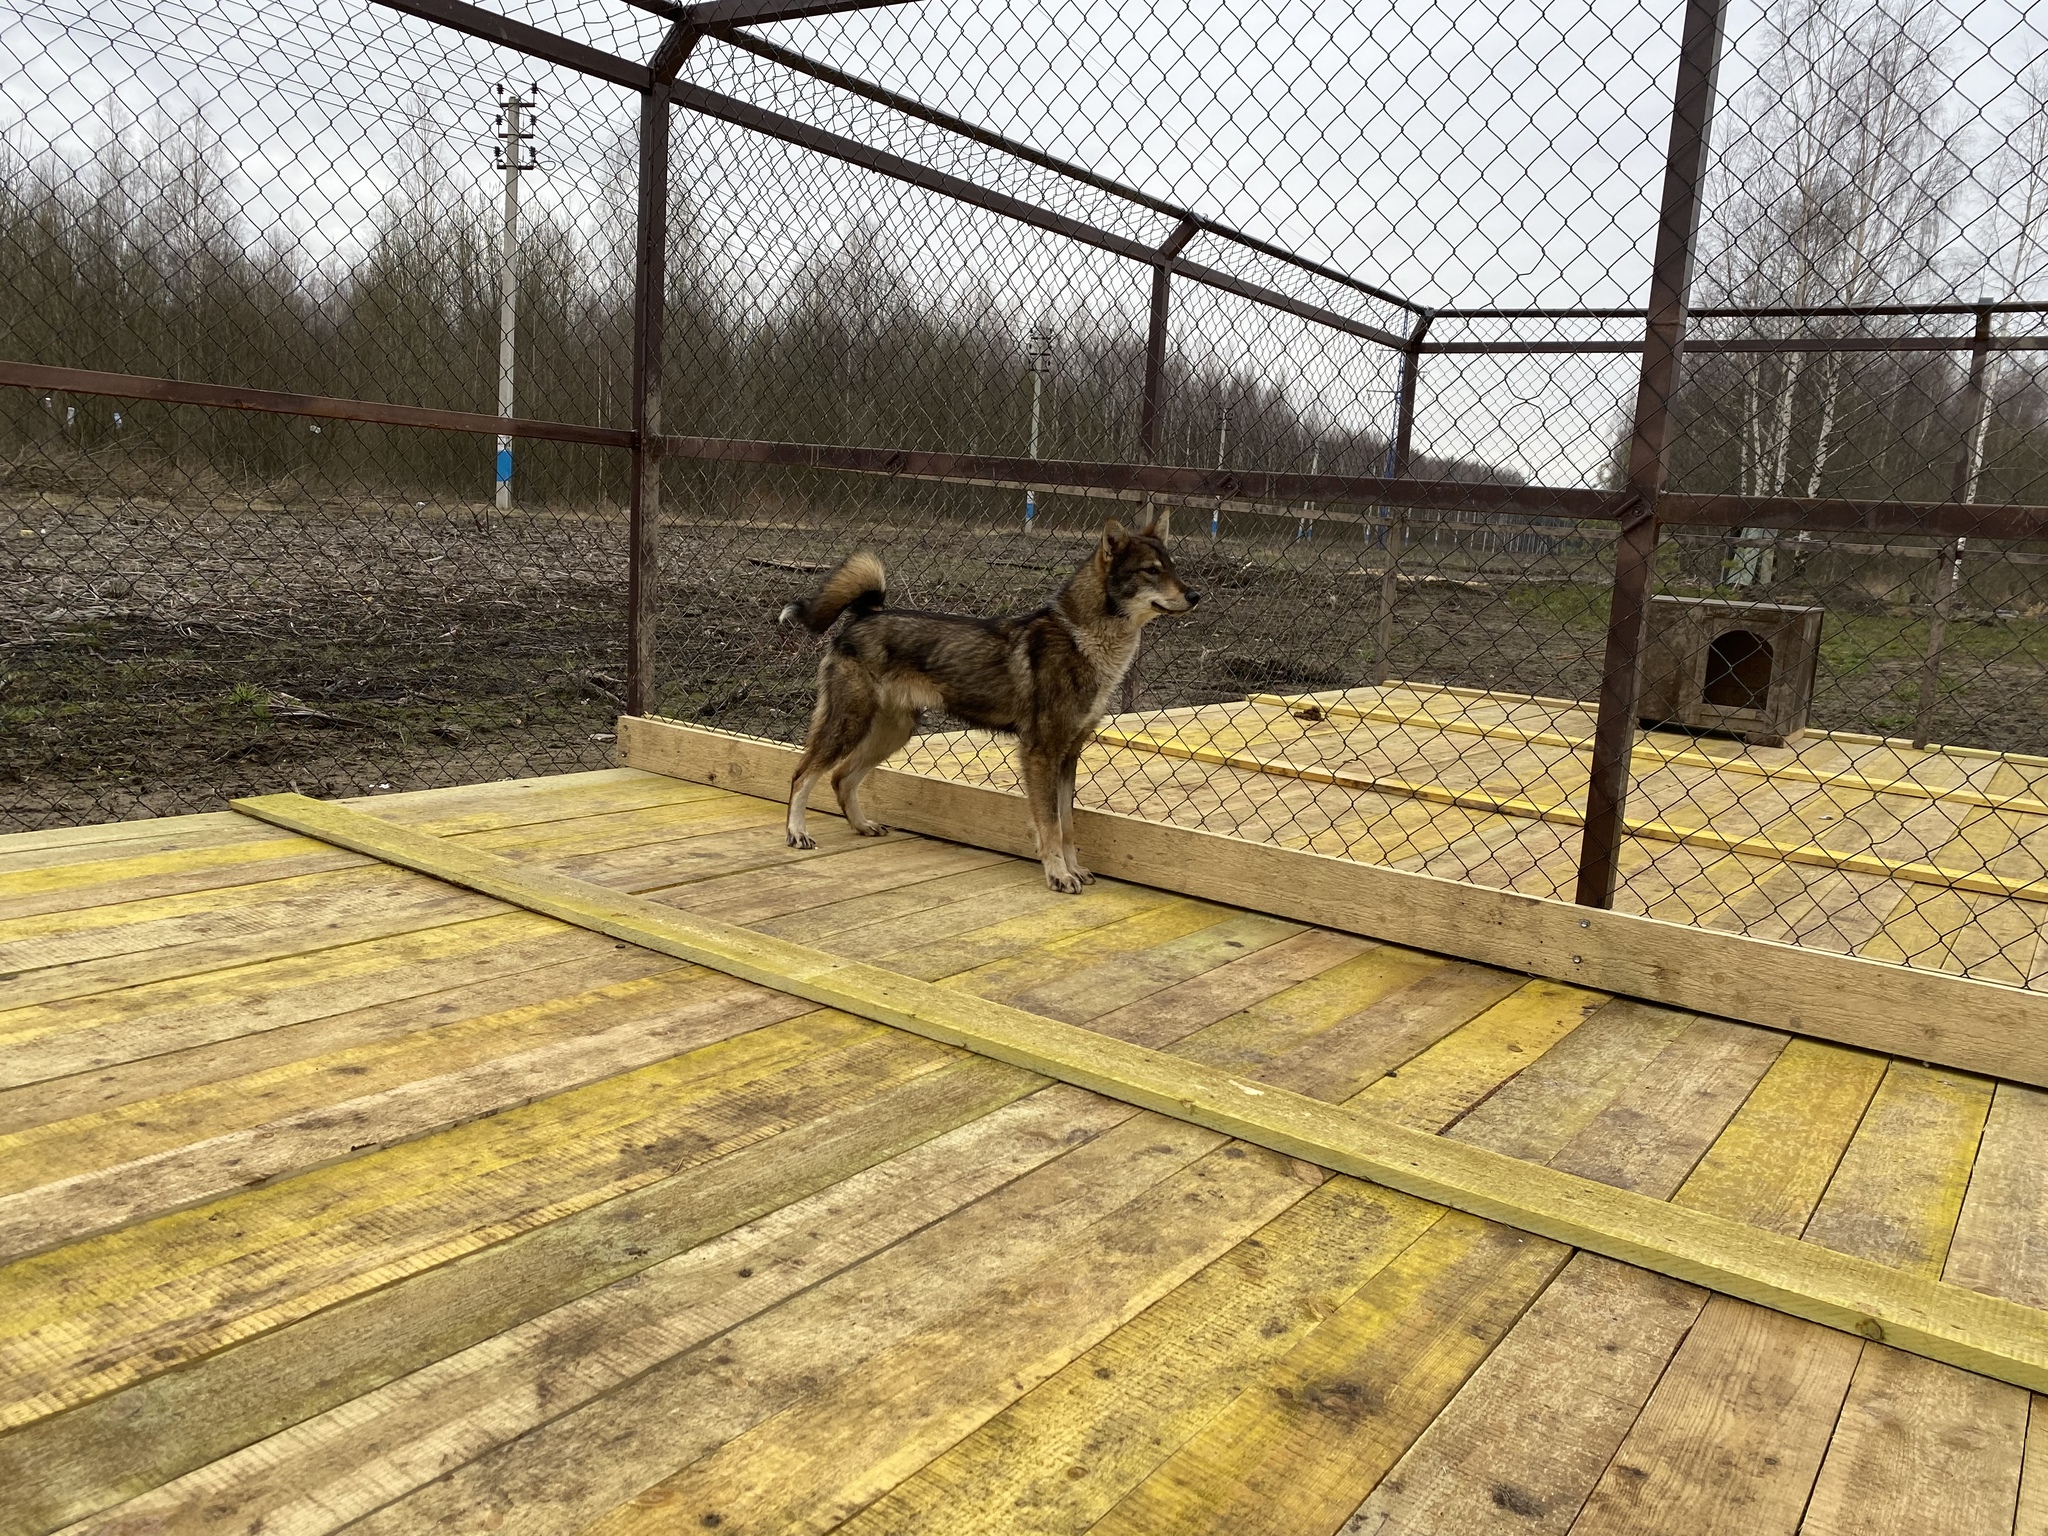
<box><xmin>1210</xmin><ymin>399</ymin><xmax>1229</xmax><ymax>541</ymax></box>
<box><xmin>493</xmin><ymin>85</ymin><xmax>538</xmax><ymax>516</ymax></box>
<box><xmin>1025</xmin><ymin>326</ymin><xmax>1052</xmax><ymax>532</ymax></box>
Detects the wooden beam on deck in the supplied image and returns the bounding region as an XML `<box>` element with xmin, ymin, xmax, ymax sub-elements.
<box><xmin>231</xmin><ymin>788</ymin><xmax>2048</xmax><ymax>1395</ymax></box>
<box><xmin>617</xmin><ymin>716</ymin><xmax>2048</xmax><ymax>1089</ymax></box>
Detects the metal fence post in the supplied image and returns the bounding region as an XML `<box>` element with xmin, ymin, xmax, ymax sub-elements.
<box><xmin>626</xmin><ymin>27</ymin><xmax>698</xmax><ymax>718</ymax></box>
<box><xmin>1912</xmin><ymin>305</ymin><xmax>1994</xmax><ymax>749</ymax></box>
<box><xmin>1573</xmin><ymin>0</ymin><xmax>1728</xmax><ymax>908</ymax></box>
<box><xmin>1373</xmin><ymin>309</ymin><xmax>1433</xmax><ymax>686</ymax></box>
<box><xmin>1123</xmin><ymin>219</ymin><xmax>1198</xmax><ymax>713</ymax></box>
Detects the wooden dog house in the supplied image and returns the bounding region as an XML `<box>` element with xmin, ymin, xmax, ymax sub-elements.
<box><xmin>1638</xmin><ymin>595</ymin><xmax>1826</xmax><ymax>747</ymax></box>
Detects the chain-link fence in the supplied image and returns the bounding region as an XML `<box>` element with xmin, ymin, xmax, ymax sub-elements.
<box><xmin>5</xmin><ymin>0</ymin><xmax>2047</xmax><ymax>986</ymax></box>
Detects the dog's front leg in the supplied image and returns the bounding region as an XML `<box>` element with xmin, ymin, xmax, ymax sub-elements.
<box><xmin>1056</xmin><ymin>749</ymin><xmax>1092</xmax><ymax>885</ymax></box>
<box><xmin>1024</xmin><ymin>750</ymin><xmax>1084</xmax><ymax>894</ymax></box>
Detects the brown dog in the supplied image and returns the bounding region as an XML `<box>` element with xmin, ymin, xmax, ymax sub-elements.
<box><xmin>780</xmin><ymin>515</ymin><xmax>1199</xmax><ymax>891</ymax></box>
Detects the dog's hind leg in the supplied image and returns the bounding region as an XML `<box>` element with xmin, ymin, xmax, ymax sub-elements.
<box><xmin>788</xmin><ymin>657</ymin><xmax>873</xmax><ymax>849</ymax></box>
<box><xmin>1023</xmin><ymin>747</ymin><xmax>1083</xmax><ymax>894</ymax></box>
<box><xmin>1054</xmin><ymin>748</ymin><xmax>1093</xmax><ymax>885</ymax></box>
<box><xmin>832</xmin><ymin>703</ymin><xmax>915</xmax><ymax>836</ymax></box>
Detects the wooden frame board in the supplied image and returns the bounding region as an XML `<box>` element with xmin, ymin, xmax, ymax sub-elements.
<box><xmin>231</xmin><ymin>788</ymin><xmax>2048</xmax><ymax>1394</ymax></box>
<box><xmin>617</xmin><ymin>716</ymin><xmax>2048</xmax><ymax>1089</ymax></box>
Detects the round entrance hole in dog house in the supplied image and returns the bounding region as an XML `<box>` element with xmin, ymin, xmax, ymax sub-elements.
<box><xmin>1703</xmin><ymin>629</ymin><xmax>1774</xmax><ymax>712</ymax></box>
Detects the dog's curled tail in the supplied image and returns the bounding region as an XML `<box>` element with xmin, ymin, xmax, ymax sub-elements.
<box><xmin>779</xmin><ymin>551</ymin><xmax>887</xmax><ymax>633</ymax></box>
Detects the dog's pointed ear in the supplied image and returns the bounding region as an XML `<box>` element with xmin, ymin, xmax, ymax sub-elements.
<box><xmin>1137</xmin><ymin>508</ymin><xmax>1162</xmax><ymax>538</ymax></box>
<box><xmin>1097</xmin><ymin>518</ymin><xmax>1126</xmax><ymax>560</ymax></box>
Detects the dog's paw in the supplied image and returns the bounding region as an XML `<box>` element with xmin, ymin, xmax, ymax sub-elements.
<box><xmin>786</xmin><ymin>831</ymin><xmax>817</xmax><ymax>850</ymax></box>
<box><xmin>1066</xmin><ymin>862</ymin><xmax>1095</xmax><ymax>885</ymax></box>
<box><xmin>1045</xmin><ymin>869</ymin><xmax>1086</xmax><ymax>895</ymax></box>
<box><xmin>854</xmin><ymin>822</ymin><xmax>891</xmax><ymax>837</ymax></box>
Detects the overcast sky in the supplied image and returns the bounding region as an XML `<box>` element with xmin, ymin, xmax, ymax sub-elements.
<box><xmin>3</xmin><ymin>0</ymin><xmax>2043</xmax><ymax>480</ymax></box>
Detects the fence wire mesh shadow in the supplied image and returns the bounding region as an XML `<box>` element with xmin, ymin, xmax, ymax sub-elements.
<box><xmin>4</xmin><ymin>0</ymin><xmax>2047</xmax><ymax>990</ymax></box>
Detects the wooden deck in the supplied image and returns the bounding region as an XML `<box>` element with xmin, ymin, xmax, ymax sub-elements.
<box><xmin>5</xmin><ymin>765</ymin><xmax>2047</xmax><ymax>1534</ymax></box>
<box><xmin>903</xmin><ymin>679</ymin><xmax>2048</xmax><ymax>987</ymax></box>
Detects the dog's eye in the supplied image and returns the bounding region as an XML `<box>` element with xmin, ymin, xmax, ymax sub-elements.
<box><xmin>1144</xmin><ymin>564</ymin><xmax>1161</xmax><ymax>575</ymax></box>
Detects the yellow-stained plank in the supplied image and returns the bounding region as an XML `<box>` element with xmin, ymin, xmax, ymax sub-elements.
<box><xmin>0</xmin><ymin>830</ymin><xmax>367</xmax><ymax>922</ymax></box>
<box><xmin>2</xmin><ymin>1052</ymin><xmax>1042</xmax><ymax>1536</ymax></box>
<box><xmin>1672</xmin><ymin>1039</ymin><xmax>1889</xmax><ymax>1239</ymax></box>
<box><xmin>832</xmin><ymin>1178</ymin><xmax>1445</xmax><ymax>1536</ymax></box>
<box><xmin>0</xmin><ymin>928</ymin><xmax>648</xmax><ymax>1136</ymax></box>
<box><xmin>376</xmin><ymin>770</ymin><xmax>721</xmax><ymax>837</ymax></box>
<box><xmin>1218</xmin><ymin>959</ymin><xmax>1529</xmax><ymax>1105</ymax></box>
<box><xmin>1567</xmin><ymin>1297</ymin><xmax>1862</xmax><ymax>1536</ymax></box>
<box><xmin>1343</xmin><ymin>1254</ymin><xmax>1703</xmax><ymax>1536</ymax></box>
<box><xmin>1084</xmin><ymin>926</ymin><xmax>1377</xmax><ymax>1048</ymax></box>
<box><xmin>926</xmin><ymin>894</ymin><xmax>1241</xmax><ymax>1000</ymax></box>
<box><xmin>0</xmin><ymin>811</ymin><xmax>247</xmax><ymax>866</ymax></box>
<box><xmin>1946</xmin><ymin>1085</ymin><xmax>2048</xmax><ymax>1309</ymax></box>
<box><xmin>0</xmin><ymin>908</ymin><xmax>556</xmax><ymax>1089</ymax></box>
<box><xmin>573</xmin><ymin>1140</ymin><xmax>1321</xmax><ymax>1536</ymax></box>
<box><xmin>222</xmin><ymin>794</ymin><xmax>2048</xmax><ymax>1396</ymax></box>
<box><xmin>664</xmin><ymin>838</ymin><xmax>1016</xmax><ymax>928</ymax></box>
<box><xmin>0</xmin><ymin>947</ymin><xmax>690</xmax><ymax>1193</ymax></box>
<box><xmin>1803</xmin><ymin>1061</ymin><xmax>1994</xmax><ymax>1275</ymax></box>
<box><xmin>1543</xmin><ymin>1015</ymin><xmax>1786</xmax><ymax>1198</ymax></box>
<box><xmin>1168</xmin><ymin>944</ymin><xmax>1452</xmax><ymax>1080</ymax></box>
<box><xmin>1087</xmin><ymin>1212</ymin><xmax>1570</xmax><ymax>1536</ymax></box>
<box><xmin>753</xmin><ymin>857</ymin><xmax>1046</xmax><ymax>945</ymax></box>
<box><xmin>0</xmin><ymin>969</ymin><xmax>811</xmax><ymax>1262</ymax></box>
<box><xmin>1345</xmin><ymin>979</ymin><xmax>1609</xmax><ymax>1133</ymax></box>
<box><xmin>1446</xmin><ymin>1000</ymin><xmax>1697</xmax><ymax>1164</ymax></box>
<box><xmin>342</xmin><ymin>1113</ymin><xmax>1265</xmax><ymax>1536</ymax></box>
<box><xmin>0</xmin><ymin>1012</ymin><xmax>936</xmax><ymax>1428</ymax></box>
<box><xmin>49</xmin><ymin>1084</ymin><xmax>1130</xmax><ymax>1536</ymax></box>
<box><xmin>1</xmin><ymin>862</ymin><xmax>519</xmax><ymax>1012</ymax></box>
<box><xmin>1000</xmin><ymin>911</ymin><xmax>1309</xmax><ymax>1028</ymax></box>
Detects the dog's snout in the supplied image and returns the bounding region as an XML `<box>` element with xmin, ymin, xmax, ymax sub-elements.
<box><xmin>1185</xmin><ymin>590</ymin><xmax>1202</xmax><ymax>607</ymax></box>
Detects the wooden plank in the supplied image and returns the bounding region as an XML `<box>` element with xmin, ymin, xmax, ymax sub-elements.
<box><xmin>570</xmin><ymin>1140</ymin><xmax>1320</xmax><ymax>1536</ymax></box>
<box><xmin>0</xmin><ymin>909</ymin><xmax>551</xmax><ymax>1090</ymax></box>
<box><xmin>1254</xmin><ymin>691</ymin><xmax>2048</xmax><ymax>818</ymax></box>
<box><xmin>1</xmin><ymin>1054</ymin><xmax>1043</xmax><ymax>1536</ymax></box>
<box><xmin>0</xmin><ymin>927</ymin><xmax>644</xmax><ymax>1136</ymax></box>
<box><xmin>2021</xmin><ymin>1403</ymin><xmax>2048</xmax><ymax>1536</ymax></box>
<box><xmin>1802</xmin><ymin>1062</ymin><xmax>1993</xmax><ymax>1275</ymax></box>
<box><xmin>1946</xmin><ymin>1085</ymin><xmax>2048</xmax><ymax>1309</ymax></box>
<box><xmin>0</xmin><ymin>1014</ymin><xmax>940</xmax><ymax>1428</ymax></box>
<box><xmin>0</xmin><ymin>970</ymin><xmax>810</xmax><ymax>1261</ymax></box>
<box><xmin>1671</xmin><ymin>1039</ymin><xmax>1889</xmax><ymax>1239</ymax></box>
<box><xmin>1352</xmin><ymin>1016</ymin><xmax>1888</xmax><ymax>1535</ymax></box>
<box><xmin>1799</xmin><ymin>1348</ymin><xmax>2028</xmax><ymax>1536</ymax></box>
<box><xmin>1566</xmin><ymin>1297</ymin><xmax>1862</xmax><ymax>1536</ymax></box>
<box><xmin>617</xmin><ymin>719</ymin><xmax>2048</xmax><ymax>1088</ymax></box>
<box><xmin>1087</xmin><ymin>1213</ymin><xmax>1571</xmax><ymax>1535</ymax></box>
<box><xmin>49</xmin><ymin>1085</ymin><xmax>1128</xmax><ymax>1536</ymax></box>
<box><xmin>343</xmin><ymin>1115</ymin><xmax>1284</xmax><ymax>1536</ymax></box>
<box><xmin>208</xmin><ymin>793</ymin><xmax>2048</xmax><ymax>1404</ymax></box>
<box><xmin>832</xmin><ymin>1177</ymin><xmax>1445</xmax><ymax>1536</ymax></box>
<box><xmin>1344</xmin><ymin>979</ymin><xmax>1609</xmax><ymax>1133</ymax></box>
<box><xmin>0</xmin><ymin>831</ymin><xmax>367</xmax><ymax>922</ymax></box>
<box><xmin>0</xmin><ymin>941</ymin><xmax>683</xmax><ymax>1191</ymax></box>
<box><xmin>1344</xmin><ymin>1254</ymin><xmax>1704</xmax><ymax>1536</ymax></box>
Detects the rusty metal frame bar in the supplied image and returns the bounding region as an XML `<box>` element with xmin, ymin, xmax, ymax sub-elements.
<box><xmin>0</xmin><ymin>361</ymin><xmax>634</xmax><ymax>447</ymax></box>
<box><xmin>669</xmin><ymin>83</ymin><xmax>1411</xmax><ymax>351</ymax></box>
<box><xmin>711</xmin><ymin>29</ymin><xmax>1427</xmax><ymax>317</ymax></box>
<box><xmin>370</xmin><ymin>0</ymin><xmax>654</xmax><ymax>88</ymax></box>
<box><xmin>10</xmin><ymin>362</ymin><xmax>2042</xmax><ymax>542</ymax></box>
<box><xmin>1575</xmin><ymin>0</ymin><xmax>1727</xmax><ymax>911</ymax></box>
<box><xmin>1423</xmin><ymin>335</ymin><xmax>2048</xmax><ymax>356</ymax></box>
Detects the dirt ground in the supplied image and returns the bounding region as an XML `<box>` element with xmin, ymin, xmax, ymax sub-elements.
<box><xmin>7</xmin><ymin>489</ymin><xmax>2046</xmax><ymax>832</ymax></box>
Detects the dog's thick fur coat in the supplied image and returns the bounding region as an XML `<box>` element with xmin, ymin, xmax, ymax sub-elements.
<box><xmin>781</xmin><ymin>517</ymin><xmax>1199</xmax><ymax>891</ymax></box>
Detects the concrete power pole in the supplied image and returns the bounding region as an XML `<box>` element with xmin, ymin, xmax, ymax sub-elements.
<box><xmin>493</xmin><ymin>86</ymin><xmax>538</xmax><ymax>515</ymax></box>
<box><xmin>1024</xmin><ymin>326</ymin><xmax>1053</xmax><ymax>532</ymax></box>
